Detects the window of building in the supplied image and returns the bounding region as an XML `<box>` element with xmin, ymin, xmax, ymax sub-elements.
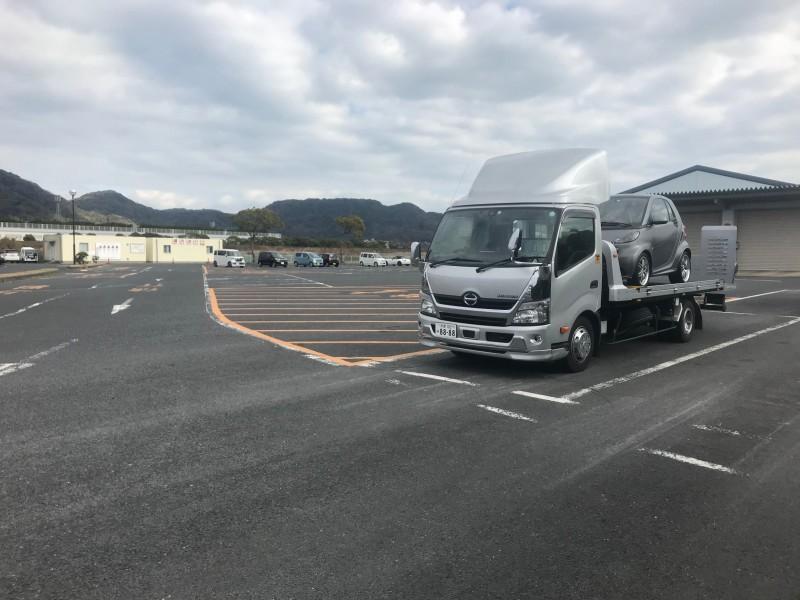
<box><xmin>79</xmin><ymin>242</ymin><xmax>89</xmax><ymax>252</ymax></box>
<box><xmin>207</xmin><ymin>245</ymin><xmax>214</xmax><ymax>254</ymax></box>
<box><xmin>555</xmin><ymin>215</ymin><xmax>595</xmax><ymax>276</ymax></box>
<box><xmin>163</xmin><ymin>245</ymin><xmax>171</xmax><ymax>254</ymax></box>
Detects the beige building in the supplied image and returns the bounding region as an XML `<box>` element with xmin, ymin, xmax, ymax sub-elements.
<box><xmin>43</xmin><ymin>233</ymin><xmax>222</xmax><ymax>263</ymax></box>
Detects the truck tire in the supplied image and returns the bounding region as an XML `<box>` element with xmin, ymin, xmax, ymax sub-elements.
<box><xmin>564</xmin><ymin>316</ymin><xmax>594</xmax><ymax>372</ymax></box>
<box><xmin>672</xmin><ymin>299</ymin><xmax>695</xmax><ymax>343</ymax></box>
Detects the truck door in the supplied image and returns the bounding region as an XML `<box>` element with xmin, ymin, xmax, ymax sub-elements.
<box><xmin>551</xmin><ymin>210</ymin><xmax>601</xmax><ymax>342</ymax></box>
<box><xmin>648</xmin><ymin>197</ymin><xmax>678</xmax><ymax>271</ymax></box>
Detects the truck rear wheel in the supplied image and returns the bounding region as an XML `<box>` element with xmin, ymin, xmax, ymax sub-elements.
<box><xmin>564</xmin><ymin>316</ymin><xmax>594</xmax><ymax>372</ymax></box>
<box><xmin>672</xmin><ymin>300</ymin><xmax>695</xmax><ymax>342</ymax></box>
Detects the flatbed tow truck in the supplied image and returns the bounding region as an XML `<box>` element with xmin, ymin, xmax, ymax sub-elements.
<box><xmin>414</xmin><ymin>149</ymin><xmax>735</xmax><ymax>371</ymax></box>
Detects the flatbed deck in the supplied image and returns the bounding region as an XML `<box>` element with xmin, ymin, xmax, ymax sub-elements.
<box><xmin>608</xmin><ymin>279</ymin><xmax>726</xmax><ymax>303</ymax></box>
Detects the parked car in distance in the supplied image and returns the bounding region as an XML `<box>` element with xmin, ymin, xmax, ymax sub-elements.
<box><xmin>258</xmin><ymin>251</ymin><xmax>288</xmax><ymax>267</ymax></box>
<box><xmin>213</xmin><ymin>248</ymin><xmax>246</xmax><ymax>268</ymax></box>
<box><xmin>599</xmin><ymin>193</ymin><xmax>691</xmax><ymax>286</ymax></box>
<box><xmin>0</xmin><ymin>250</ymin><xmax>21</xmax><ymax>263</ymax></box>
<box><xmin>294</xmin><ymin>251</ymin><xmax>323</xmax><ymax>267</ymax></box>
<box><xmin>319</xmin><ymin>253</ymin><xmax>340</xmax><ymax>267</ymax></box>
<box><xmin>359</xmin><ymin>252</ymin><xmax>387</xmax><ymax>267</ymax></box>
<box><xmin>388</xmin><ymin>255</ymin><xmax>411</xmax><ymax>266</ymax></box>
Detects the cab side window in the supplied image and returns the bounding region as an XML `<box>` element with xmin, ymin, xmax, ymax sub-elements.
<box><xmin>555</xmin><ymin>216</ymin><xmax>595</xmax><ymax>276</ymax></box>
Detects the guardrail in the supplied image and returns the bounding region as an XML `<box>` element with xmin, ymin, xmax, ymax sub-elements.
<box><xmin>0</xmin><ymin>221</ymin><xmax>281</xmax><ymax>240</ymax></box>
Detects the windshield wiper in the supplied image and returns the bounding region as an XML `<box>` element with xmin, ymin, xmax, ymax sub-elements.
<box><xmin>476</xmin><ymin>257</ymin><xmax>541</xmax><ymax>273</ymax></box>
<box><xmin>601</xmin><ymin>221</ymin><xmax>631</xmax><ymax>228</ymax></box>
<box><xmin>429</xmin><ymin>257</ymin><xmax>482</xmax><ymax>268</ymax></box>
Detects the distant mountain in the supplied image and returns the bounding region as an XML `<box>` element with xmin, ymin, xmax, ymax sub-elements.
<box><xmin>267</xmin><ymin>198</ymin><xmax>441</xmax><ymax>242</ymax></box>
<box><xmin>77</xmin><ymin>191</ymin><xmax>235</xmax><ymax>229</ymax></box>
<box><xmin>1</xmin><ymin>168</ymin><xmax>442</xmax><ymax>242</ymax></box>
<box><xmin>0</xmin><ymin>169</ymin><xmax>61</xmax><ymax>221</ymax></box>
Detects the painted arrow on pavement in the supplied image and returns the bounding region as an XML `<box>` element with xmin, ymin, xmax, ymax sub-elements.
<box><xmin>111</xmin><ymin>298</ymin><xmax>134</xmax><ymax>315</ymax></box>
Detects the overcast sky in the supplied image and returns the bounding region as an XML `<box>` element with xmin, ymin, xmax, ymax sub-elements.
<box><xmin>1</xmin><ymin>0</ymin><xmax>798</xmax><ymax>213</ymax></box>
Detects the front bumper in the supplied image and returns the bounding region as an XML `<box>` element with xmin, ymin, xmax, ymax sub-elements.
<box><xmin>418</xmin><ymin>313</ymin><xmax>567</xmax><ymax>362</ymax></box>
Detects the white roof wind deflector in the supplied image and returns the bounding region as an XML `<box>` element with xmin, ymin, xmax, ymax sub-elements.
<box><xmin>453</xmin><ymin>148</ymin><xmax>609</xmax><ymax>207</ymax></box>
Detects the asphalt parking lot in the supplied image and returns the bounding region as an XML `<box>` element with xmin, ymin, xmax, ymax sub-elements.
<box><xmin>2</xmin><ymin>263</ymin><xmax>800</xmax><ymax>599</ymax></box>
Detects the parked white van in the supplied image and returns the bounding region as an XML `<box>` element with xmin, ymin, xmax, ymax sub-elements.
<box><xmin>213</xmin><ymin>249</ymin><xmax>245</xmax><ymax>267</ymax></box>
<box><xmin>359</xmin><ymin>252</ymin><xmax>387</xmax><ymax>267</ymax></box>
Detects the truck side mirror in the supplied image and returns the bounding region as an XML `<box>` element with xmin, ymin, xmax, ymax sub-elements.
<box><xmin>411</xmin><ymin>242</ymin><xmax>421</xmax><ymax>262</ymax></box>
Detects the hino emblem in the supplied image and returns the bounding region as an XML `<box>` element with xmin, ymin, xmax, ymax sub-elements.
<box><xmin>463</xmin><ymin>292</ymin><xmax>479</xmax><ymax>307</ymax></box>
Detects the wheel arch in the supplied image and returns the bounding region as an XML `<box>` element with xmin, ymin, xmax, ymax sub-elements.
<box><xmin>578</xmin><ymin>310</ymin><xmax>602</xmax><ymax>354</ymax></box>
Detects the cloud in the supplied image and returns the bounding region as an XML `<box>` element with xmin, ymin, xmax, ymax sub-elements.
<box><xmin>0</xmin><ymin>0</ymin><xmax>798</xmax><ymax>215</ymax></box>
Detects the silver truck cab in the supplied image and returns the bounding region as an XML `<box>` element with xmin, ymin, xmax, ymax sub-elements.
<box><xmin>416</xmin><ymin>149</ymin><xmax>607</xmax><ymax>370</ymax></box>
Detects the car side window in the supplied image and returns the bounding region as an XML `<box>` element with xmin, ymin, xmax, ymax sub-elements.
<box><xmin>555</xmin><ymin>216</ymin><xmax>595</xmax><ymax>276</ymax></box>
<box><xmin>650</xmin><ymin>198</ymin><xmax>669</xmax><ymax>223</ymax></box>
<box><xmin>665</xmin><ymin>201</ymin><xmax>677</xmax><ymax>222</ymax></box>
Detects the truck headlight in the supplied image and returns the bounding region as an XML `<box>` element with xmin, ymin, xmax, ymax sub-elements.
<box><xmin>614</xmin><ymin>231</ymin><xmax>640</xmax><ymax>244</ymax></box>
<box><xmin>420</xmin><ymin>294</ymin><xmax>438</xmax><ymax>317</ymax></box>
<box><xmin>421</xmin><ymin>273</ymin><xmax>431</xmax><ymax>294</ymax></box>
<box><xmin>512</xmin><ymin>299</ymin><xmax>550</xmax><ymax>324</ymax></box>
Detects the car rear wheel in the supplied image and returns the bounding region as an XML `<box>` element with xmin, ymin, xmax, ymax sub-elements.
<box><xmin>294</xmin><ymin>261</ymin><xmax>299</xmax><ymax>267</ymax></box>
<box><xmin>633</xmin><ymin>253</ymin><xmax>651</xmax><ymax>287</ymax></box>
<box><xmin>564</xmin><ymin>316</ymin><xmax>594</xmax><ymax>373</ymax></box>
<box><xmin>669</xmin><ymin>251</ymin><xmax>691</xmax><ymax>283</ymax></box>
<box><xmin>213</xmin><ymin>261</ymin><xmax>218</xmax><ymax>267</ymax></box>
<box><xmin>227</xmin><ymin>261</ymin><xmax>232</xmax><ymax>267</ymax></box>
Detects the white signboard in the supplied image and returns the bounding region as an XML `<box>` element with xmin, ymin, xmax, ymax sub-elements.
<box><xmin>96</xmin><ymin>243</ymin><xmax>121</xmax><ymax>260</ymax></box>
<box><xmin>129</xmin><ymin>243</ymin><xmax>145</xmax><ymax>255</ymax></box>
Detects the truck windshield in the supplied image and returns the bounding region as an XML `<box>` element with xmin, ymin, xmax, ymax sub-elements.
<box><xmin>599</xmin><ymin>196</ymin><xmax>649</xmax><ymax>227</ymax></box>
<box><xmin>427</xmin><ymin>207</ymin><xmax>561</xmax><ymax>266</ymax></box>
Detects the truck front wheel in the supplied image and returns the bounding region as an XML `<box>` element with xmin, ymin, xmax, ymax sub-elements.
<box><xmin>564</xmin><ymin>316</ymin><xmax>594</xmax><ymax>372</ymax></box>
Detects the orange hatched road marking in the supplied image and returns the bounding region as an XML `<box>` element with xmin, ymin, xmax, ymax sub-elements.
<box><xmin>207</xmin><ymin>288</ymin><xmax>353</xmax><ymax>367</ymax></box>
<box><xmin>207</xmin><ymin>287</ymin><xmax>438</xmax><ymax>367</ymax></box>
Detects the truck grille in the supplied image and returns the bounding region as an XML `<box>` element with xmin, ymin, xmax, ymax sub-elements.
<box><xmin>434</xmin><ymin>294</ymin><xmax>517</xmax><ymax>310</ymax></box>
<box><xmin>438</xmin><ymin>312</ymin><xmax>508</xmax><ymax>327</ymax></box>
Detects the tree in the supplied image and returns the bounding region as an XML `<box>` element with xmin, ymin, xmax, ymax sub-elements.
<box><xmin>335</xmin><ymin>215</ymin><xmax>365</xmax><ymax>242</ymax></box>
<box><xmin>233</xmin><ymin>207</ymin><xmax>283</xmax><ymax>261</ymax></box>
<box><xmin>22</xmin><ymin>234</ymin><xmax>36</xmax><ymax>242</ymax></box>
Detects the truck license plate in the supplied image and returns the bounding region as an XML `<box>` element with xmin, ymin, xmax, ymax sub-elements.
<box><xmin>435</xmin><ymin>323</ymin><xmax>457</xmax><ymax>338</ymax></box>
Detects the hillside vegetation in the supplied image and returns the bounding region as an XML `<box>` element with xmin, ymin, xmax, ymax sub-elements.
<box><xmin>0</xmin><ymin>168</ymin><xmax>442</xmax><ymax>242</ymax></box>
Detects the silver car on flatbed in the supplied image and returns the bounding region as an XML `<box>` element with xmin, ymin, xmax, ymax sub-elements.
<box><xmin>599</xmin><ymin>194</ymin><xmax>691</xmax><ymax>286</ymax></box>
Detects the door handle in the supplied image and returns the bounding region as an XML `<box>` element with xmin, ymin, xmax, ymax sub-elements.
<box><xmin>590</xmin><ymin>280</ymin><xmax>598</xmax><ymax>289</ymax></box>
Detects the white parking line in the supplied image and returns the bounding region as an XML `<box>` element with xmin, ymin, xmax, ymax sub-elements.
<box><xmin>512</xmin><ymin>390</ymin><xmax>579</xmax><ymax>404</ymax></box>
<box><xmin>0</xmin><ymin>362</ymin><xmax>34</xmax><ymax>377</ymax></box>
<box><xmin>692</xmin><ymin>424</ymin><xmax>741</xmax><ymax>436</ymax></box>
<box><xmin>0</xmin><ymin>339</ymin><xmax>79</xmax><ymax>378</ymax></box>
<box><xmin>0</xmin><ymin>294</ymin><xmax>68</xmax><ymax>321</ymax></box>
<box><xmin>639</xmin><ymin>448</ymin><xmax>737</xmax><ymax>474</ymax></box>
<box><xmin>283</xmin><ymin>273</ymin><xmax>333</xmax><ymax>288</ymax></box>
<box><xmin>727</xmin><ymin>289</ymin><xmax>788</xmax><ymax>302</ymax></box>
<box><xmin>563</xmin><ymin>316</ymin><xmax>800</xmax><ymax>401</ymax></box>
<box><xmin>396</xmin><ymin>370</ymin><xmax>477</xmax><ymax>386</ymax></box>
<box><xmin>477</xmin><ymin>405</ymin><xmax>537</xmax><ymax>422</ymax></box>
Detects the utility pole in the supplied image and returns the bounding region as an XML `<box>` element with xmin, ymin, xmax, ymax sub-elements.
<box><xmin>70</xmin><ymin>190</ymin><xmax>77</xmax><ymax>264</ymax></box>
